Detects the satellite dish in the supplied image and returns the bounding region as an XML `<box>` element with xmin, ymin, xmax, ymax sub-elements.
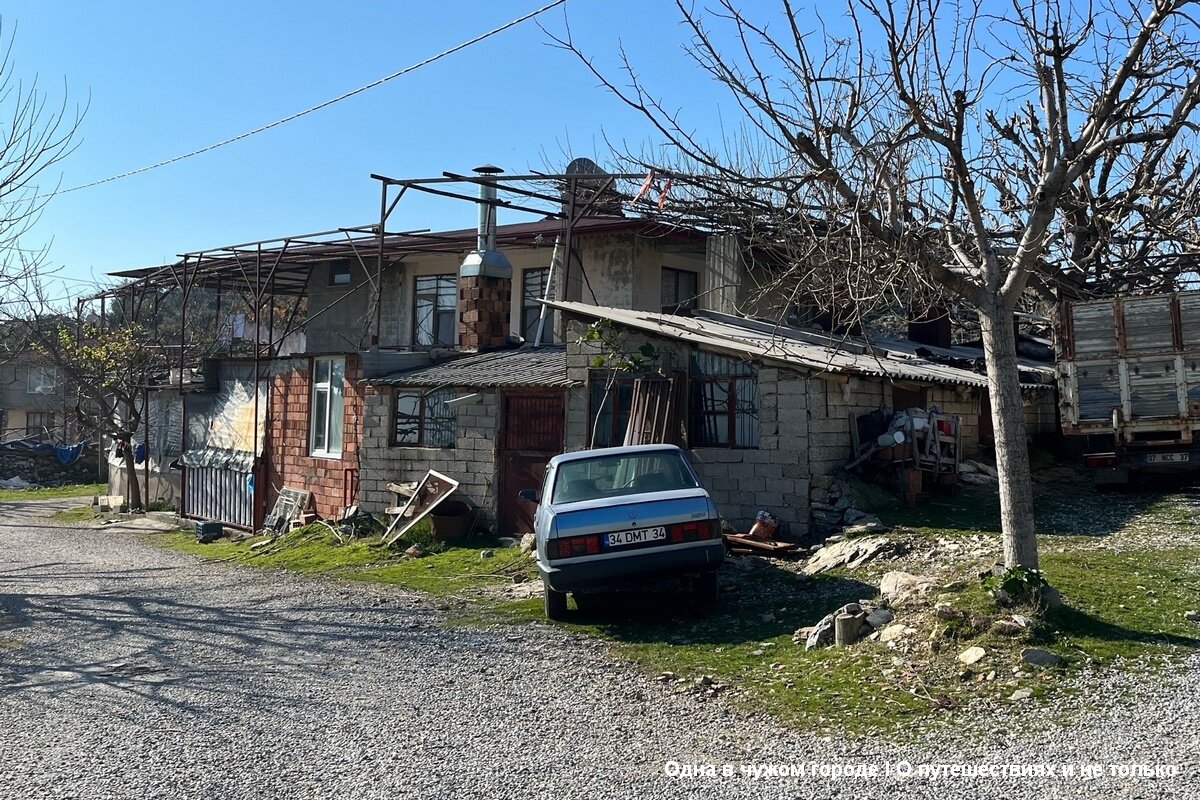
<box><xmin>566</xmin><ymin>157</ymin><xmax>601</xmax><ymax>173</ymax></box>
<box><xmin>563</xmin><ymin>157</ymin><xmax>622</xmax><ymax>216</ymax></box>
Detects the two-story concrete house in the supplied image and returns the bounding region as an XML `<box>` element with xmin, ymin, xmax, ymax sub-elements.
<box><xmin>109</xmin><ymin>186</ymin><xmax>1055</xmax><ymax>538</ymax></box>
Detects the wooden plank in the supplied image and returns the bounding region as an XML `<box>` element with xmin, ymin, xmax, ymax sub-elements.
<box><xmin>382</xmin><ymin>469</ymin><xmax>460</xmax><ymax>546</ymax></box>
<box><xmin>721</xmin><ymin>533</ymin><xmax>799</xmax><ymax>555</ymax></box>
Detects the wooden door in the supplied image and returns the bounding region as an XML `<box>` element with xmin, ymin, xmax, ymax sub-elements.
<box><xmin>498</xmin><ymin>392</ymin><xmax>565</xmax><ymax>536</ymax></box>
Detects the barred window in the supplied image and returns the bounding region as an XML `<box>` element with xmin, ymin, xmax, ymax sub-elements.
<box><xmin>689</xmin><ymin>351</ymin><xmax>758</xmax><ymax>448</ymax></box>
<box><xmin>392</xmin><ymin>388</ymin><xmax>456</xmax><ymax>447</ymax></box>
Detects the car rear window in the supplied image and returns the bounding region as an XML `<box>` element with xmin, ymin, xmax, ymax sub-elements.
<box><xmin>551</xmin><ymin>451</ymin><xmax>699</xmax><ymax>504</ymax></box>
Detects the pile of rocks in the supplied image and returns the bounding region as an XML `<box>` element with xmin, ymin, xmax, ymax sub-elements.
<box><xmin>0</xmin><ymin>448</ymin><xmax>99</xmax><ymax>486</ymax></box>
<box><xmin>793</xmin><ymin>601</ymin><xmax>897</xmax><ymax>650</ymax></box>
<box><xmin>809</xmin><ymin>474</ymin><xmax>894</xmax><ymax>540</ymax></box>
<box><xmin>958</xmin><ymin>460</ymin><xmax>999</xmax><ymax>485</ymax></box>
<box><xmin>808</xmin><ymin>475</ymin><xmax>857</xmax><ymax>535</ymax></box>
<box><xmin>802</xmin><ymin>534</ymin><xmax>901</xmax><ymax>574</ymax></box>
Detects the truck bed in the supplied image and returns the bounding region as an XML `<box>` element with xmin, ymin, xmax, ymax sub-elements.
<box><xmin>1059</xmin><ymin>292</ymin><xmax>1200</xmax><ymax>444</ymax></box>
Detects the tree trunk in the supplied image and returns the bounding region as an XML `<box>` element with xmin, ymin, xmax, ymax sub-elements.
<box><xmin>979</xmin><ymin>304</ymin><xmax>1038</xmax><ymax>569</ymax></box>
<box><xmin>123</xmin><ymin>446</ymin><xmax>142</xmax><ymax>511</ymax></box>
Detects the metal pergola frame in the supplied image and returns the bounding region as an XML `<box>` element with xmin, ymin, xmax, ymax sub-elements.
<box><xmin>94</xmin><ymin>169</ymin><xmax>651</xmax><ymax>352</ymax></box>
<box><xmin>85</xmin><ymin>168</ymin><xmax>680</xmax><ymax>523</ymax></box>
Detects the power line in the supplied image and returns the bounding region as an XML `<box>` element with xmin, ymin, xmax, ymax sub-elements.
<box><xmin>54</xmin><ymin>0</ymin><xmax>567</xmax><ymax>197</ymax></box>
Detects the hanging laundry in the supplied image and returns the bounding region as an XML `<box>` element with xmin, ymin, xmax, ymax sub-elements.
<box><xmin>135</xmin><ymin>443</ymin><xmax>146</xmax><ymax>464</ymax></box>
<box><xmin>630</xmin><ymin>170</ymin><xmax>656</xmax><ymax>207</ymax></box>
<box><xmin>657</xmin><ymin>177</ymin><xmax>673</xmax><ymax>209</ymax></box>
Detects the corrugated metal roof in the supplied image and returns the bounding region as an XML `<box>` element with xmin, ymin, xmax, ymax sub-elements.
<box><xmin>369</xmin><ymin>345</ymin><xmax>574</xmax><ymax>388</ymax></box>
<box><xmin>545</xmin><ymin>301</ymin><xmax>1055</xmax><ymax>390</ymax></box>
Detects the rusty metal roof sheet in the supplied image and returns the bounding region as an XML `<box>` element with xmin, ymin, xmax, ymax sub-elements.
<box><xmin>369</xmin><ymin>345</ymin><xmax>574</xmax><ymax>388</ymax></box>
<box><xmin>545</xmin><ymin>301</ymin><xmax>1055</xmax><ymax>390</ymax></box>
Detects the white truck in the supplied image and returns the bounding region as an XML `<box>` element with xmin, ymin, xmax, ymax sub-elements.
<box><xmin>1058</xmin><ymin>290</ymin><xmax>1200</xmax><ymax>485</ymax></box>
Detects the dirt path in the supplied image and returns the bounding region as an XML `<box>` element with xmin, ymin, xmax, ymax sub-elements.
<box><xmin>1</xmin><ymin>504</ymin><xmax>1196</xmax><ymax>799</ymax></box>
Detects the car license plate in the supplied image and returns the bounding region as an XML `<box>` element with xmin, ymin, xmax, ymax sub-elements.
<box><xmin>1145</xmin><ymin>452</ymin><xmax>1189</xmax><ymax>464</ymax></box>
<box><xmin>606</xmin><ymin>526</ymin><xmax>667</xmax><ymax>547</ymax></box>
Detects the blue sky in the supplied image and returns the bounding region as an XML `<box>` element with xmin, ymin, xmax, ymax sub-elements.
<box><xmin>5</xmin><ymin>0</ymin><xmax>730</xmax><ymax>301</ymax></box>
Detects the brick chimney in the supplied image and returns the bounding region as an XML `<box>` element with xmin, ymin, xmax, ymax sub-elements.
<box><xmin>907</xmin><ymin>306</ymin><xmax>952</xmax><ymax>348</ymax></box>
<box><xmin>458</xmin><ymin>164</ymin><xmax>513</xmax><ymax>352</ymax></box>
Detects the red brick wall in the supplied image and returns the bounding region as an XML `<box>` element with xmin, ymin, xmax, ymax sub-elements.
<box><xmin>264</xmin><ymin>354</ymin><xmax>362</xmax><ymax>520</ymax></box>
<box><xmin>459</xmin><ymin>275</ymin><xmax>511</xmax><ymax>350</ymax></box>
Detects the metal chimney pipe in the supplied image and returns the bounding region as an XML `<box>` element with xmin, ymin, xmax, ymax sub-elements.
<box><xmin>473</xmin><ymin>163</ymin><xmax>503</xmax><ymax>251</ymax></box>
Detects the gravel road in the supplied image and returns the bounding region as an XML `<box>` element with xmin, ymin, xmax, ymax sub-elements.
<box><xmin>1</xmin><ymin>500</ymin><xmax>1196</xmax><ymax>799</ymax></box>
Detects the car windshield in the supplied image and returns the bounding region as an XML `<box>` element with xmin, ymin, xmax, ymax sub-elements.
<box><xmin>551</xmin><ymin>450</ymin><xmax>699</xmax><ymax>504</ymax></box>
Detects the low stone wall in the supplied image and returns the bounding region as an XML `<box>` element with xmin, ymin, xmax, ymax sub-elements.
<box><xmin>0</xmin><ymin>447</ymin><xmax>101</xmax><ymax>485</ymax></box>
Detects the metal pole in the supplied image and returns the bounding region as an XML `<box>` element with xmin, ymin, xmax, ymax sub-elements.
<box><xmin>532</xmin><ymin>234</ymin><xmax>562</xmax><ymax>348</ymax></box>
<box><xmin>253</xmin><ymin>243</ymin><xmax>263</xmax><ymax>528</ymax></box>
<box><xmin>178</xmin><ymin>256</ymin><xmax>192</xmax><ymax>519</ymax></box>
<box><xmin>373</xmin><ymin>181</ymin><xmax>387</xmax><ymax>351</ymax></box>
<box><xmin>143</xmin><ymin>386</ymin><xmax>150</xmax><ymax>509</ymax></box>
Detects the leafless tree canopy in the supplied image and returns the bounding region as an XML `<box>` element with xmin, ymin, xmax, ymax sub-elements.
<box><xmin>552</xmin><ymin>0</ymin><xmax>1200</xmax><ymax>568</ymax></box>
<box><xmin>553</xmin><ymin>0</ymin><xmax>1200</xmax><ymax>319</ymax></box>
<box><xmin>0</xmin><ymin>19</ymin><xmax>83</xmax><ymax>297</ymax></box>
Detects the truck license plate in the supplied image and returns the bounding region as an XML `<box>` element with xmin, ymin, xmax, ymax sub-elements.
<box><xmin>606</xmin><ymin>526</ymin><xmax>667</xmax><ymax>547</ymax></box>
<box><xmin>1145</xmin><ymin>453</ymin><xmax>1189</xmax><ymax>464</ymax></box>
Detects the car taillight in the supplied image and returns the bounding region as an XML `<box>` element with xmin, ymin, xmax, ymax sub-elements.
<box><xmin>1084</xmin><ymin>453</ymin><xmax>1119</xmax><ymax>468</ymax></box>
<box><xmin>550</xmin><ymin>534</ymin><xmax>601</xmax><ymax>560</ymax></box>
<box><xmin>669</xmin><ymin>519</ymin><xmax>719</xmax><ymax>543</ymax></box>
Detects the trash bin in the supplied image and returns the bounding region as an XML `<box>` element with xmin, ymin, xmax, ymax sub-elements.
<box><xmin>430</xmin><ymin>500</ymin><xmax>472</xmax><ymax>542</ymax></box>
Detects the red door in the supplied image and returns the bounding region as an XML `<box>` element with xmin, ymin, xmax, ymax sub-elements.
<box><xmin>498</xmin><ymin>392</ymin><xmax>565</xmax><ymax>536</ymax></box>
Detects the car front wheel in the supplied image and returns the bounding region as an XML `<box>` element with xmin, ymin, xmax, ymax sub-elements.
<box><xmin>543</xmin><ymin>578</ymin><xmax>568</xmax><ymax>621</ymax></box>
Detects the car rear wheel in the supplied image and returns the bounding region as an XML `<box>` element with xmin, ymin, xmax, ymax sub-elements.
<box><xmin>543</xmin><ymin>579</ymin><xmax>568</xmax><ymax>621</ymax></box>
<box><xmin>695</xmin><ymin>570</ymin><xmax>719</xmax><ymax>606</ymax></box>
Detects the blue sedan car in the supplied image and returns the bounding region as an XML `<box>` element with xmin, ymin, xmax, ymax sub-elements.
<box><xmin>520</xmin><ymin>444</ymin><xmax>724</xmax><ymax>620</ymax></box>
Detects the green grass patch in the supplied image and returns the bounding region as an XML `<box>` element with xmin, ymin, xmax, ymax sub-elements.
<box><xmin>50</xmin><ymin>505</ymin><xmax>100</xmax><ymax>522</ymax></box>
<box><xmin>155</xmin><ymin>521</ymin><xmax>538</xmax><ymax>596</ymax></box>
<box><xmin>0</xmin><ymin>482</ymin><xmax>105</xmax><ymax>501</ymax></box>
<box><xmin>1040</xmin><ymin>545</ymin><xmax>1200</xmax><ymax>665</ymax></box>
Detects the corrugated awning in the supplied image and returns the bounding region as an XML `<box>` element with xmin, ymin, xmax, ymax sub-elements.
<box><xmin>544</xmin><ymin>301</ymin><xmax>1055</xmax><ymax>390</ymax></box>
<box><xmin>368</xmin><ymin>345</ymin><xmax>575</xmax><ymax>389</ymax></box>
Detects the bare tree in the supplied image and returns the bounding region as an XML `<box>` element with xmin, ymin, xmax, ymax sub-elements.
<box><xmin>0</xmin><ymin>19</ymin><xmax>83</xmax><ymax>294</ymax></box>
<box><xmin>551</xmin><ymin>0</ymin><xmax>1200</xmax><ymax>568</ymax></box>
<box><xmin>19</xmin><ymin>316</ymin><xmax>156</xmax><ymax>509</ymax></box>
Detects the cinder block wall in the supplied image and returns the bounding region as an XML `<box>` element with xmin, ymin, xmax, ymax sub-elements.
<box><xmin>807</xmin><ymin>376</ymin><xmax>1001</xmax><ymax>477</ymax></box>
<box><xmin>264</xmin><ymin>355</ymin><xmax>363</xmax><ymax>520</ymax></box>
<box><xmin>806</xmin><ymin>376</ymin><xmax>887</xmax><ymax>476</ymax></box>
<box><xmin>357</xmin><ymin>385</ymin><xmax>501</xmax><ymax>529</ymax></box>
<box><xmin>927</xmin><ymin>385</ymin><xmax>982</xmax><ymax>455</ymax></box>
<box><xmin>689</xmin><ymin>366</ymin><xmax>811</xmax><ymax>538</ymax></box>
<box><xmin>565</xmin><ymin>321</ymin><xmax>811</xmax><ymax>538</ymax></box>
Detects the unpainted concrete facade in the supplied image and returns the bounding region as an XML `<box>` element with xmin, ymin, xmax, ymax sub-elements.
<box><xmin>0</xmin><ymin>358</ymin><xmax>80</xmax><ymax>441</ymax></box>
<box><xmin>565</xmin><ymin>322</ymin><xmax>812</xmax><ymax>538</ymax></box>
<box><xmin>303</xmin><ymin>231</ymin><xmax>707</xmax><ymax>355</ymax></box>
<box><xmin>357</xmin><ymin>384</ymin><xmax>502</xmax><ymax>527</ymax></box>
<box><xmin>804</xmin><ymin>375</ymin><xmax>1058</xmax><ymax>477</ymax></box>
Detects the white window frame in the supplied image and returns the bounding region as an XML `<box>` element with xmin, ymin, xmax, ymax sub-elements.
<box><xmin>309</xmin><ymin>356</ymin><xmax>346</xmax><ymax>458</ymax></box>
<box><xmin>27</xmin><ymin>366</ymin><xmax>57</xmax><ymax>395</ymax></box>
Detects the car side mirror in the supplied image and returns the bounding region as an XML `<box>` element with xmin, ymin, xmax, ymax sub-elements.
<box><xmin>518</xmin><ymin>488</ymin><xmax>538</xmax><ymax>503</ymax></box>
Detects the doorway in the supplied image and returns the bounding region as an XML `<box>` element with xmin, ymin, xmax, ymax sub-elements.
<box><xmin>498</xmin><ymin>391</ymin><xmax>565</xmax><ymax>535</ymax></box>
